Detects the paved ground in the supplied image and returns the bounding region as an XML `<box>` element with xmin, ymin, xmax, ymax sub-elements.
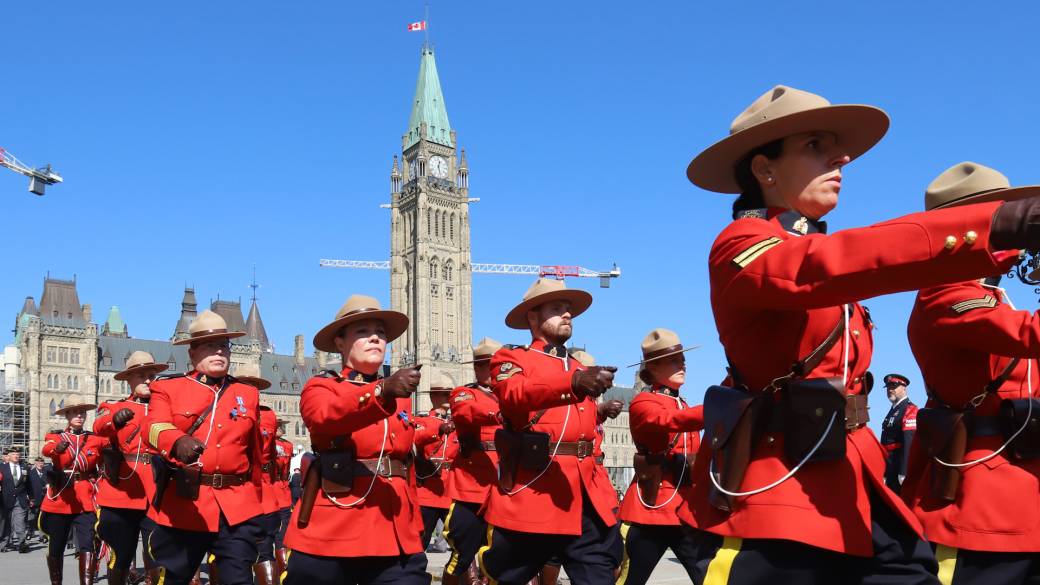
<box><xmin>1</xmin><ymin>538</ymin><xmax>690</xmax><ymax>584</ymax></box>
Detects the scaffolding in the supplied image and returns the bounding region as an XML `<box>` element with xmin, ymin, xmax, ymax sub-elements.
<box><xmin>0</xmin><ymin>375</ymin><xmax>30</xmax><ymax>455</ymax></box>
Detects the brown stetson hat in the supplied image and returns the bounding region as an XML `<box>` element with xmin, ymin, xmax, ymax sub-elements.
<box><xmin>461</xmin><ymin>337</ymin><xmax>504</xmax><ymax>364</ymax></box>
<box><xmin>114</xmin><ymin>351</ymin><xmax>169</xmax><ymax>381</ymax></box>
<box><xmin>570</xmin><ymin>350</ymin><xmax>595</xmax><ymax>367</ymax></box>
<box><xmin>172</xmin><ymin>310</ymin><xmax>246</xmax><ymax>346</ymax></box>
<box><xmin>235</xmin><ymin>362</ymin><xmax>271</xmax><ymax>390</ymax></box>
<box><xmin>627</xmin><ymin>328</ymin><xmax>700</xmax><ymax>368</ymax></box>
<box><xmin>313</xmin><ymin>295</ymin><xmax>409</xmax><ymax>353</ymax></box>
<box><xmin>425</xmin><ymin>369</ymin><xmax>455</xmax><ymax>392</ymax></box>
<box><xmin>926</xmin><ymin>162</ymin><xmax>1040</xmax><ymax>211</ymax></box>
<box><xmin>687</xmin><ymin>85</ymin><xmax>889</xmax><ymax>193</ymax></box>
<box><xmin>505</xmin><ymin>278</ymin><xmax>593</xmax><ymax>330</ymax></box>
<box><xmin>55</xmin><ymin>402</ymin><xmax>97</xmax><ymax>416</ymax></box>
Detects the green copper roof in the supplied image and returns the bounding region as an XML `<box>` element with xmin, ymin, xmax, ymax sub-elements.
<box><xmin>105</xmin><ymin>305</ymin><xmax>126</xmax><ymax>335</ymax></box>
<box><xmin>405</xmin><ymin>46</ymin><xmax>453</xmax><ymax>149</ymax></box>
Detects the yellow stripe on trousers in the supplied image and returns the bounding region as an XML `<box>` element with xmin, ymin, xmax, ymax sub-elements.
<box><xmin>614</xmin><ymin>522</ymin><xmax>632</xmax><ymax>585</ymax></box>
<box><xmin>280</xmin><ymin>550</ymin><xmax>292</xmax><ymax>585</ymax></box>
<box><xmin>936</xmin><ymin>545</ymin><xmax>958</xmax><ymax>585</ymax></box>
<box><xmin>94</xmin><ymin>509</ymin><xmax>117</xmax><ymax>570</ymax></box>
<box><xmin>443</xmin><ymin>502</ymin><xmax>462</xmax><ymax>576</ymax></box>
<box><xmin>704</xmin><ymin>536</ymin><xmax>742</xmax><ymax>585</ymax></box>
<box><xmin>475</xmin><ymin>524</ymin><xmax>498</xmax><ymax>585</ymax></box>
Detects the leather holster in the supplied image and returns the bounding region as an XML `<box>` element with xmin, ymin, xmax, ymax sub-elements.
<box><xmin>917</xmin><ymin>407</ymin><xmax>967</xmax><ymax>502</ymax></box>
<box><xmin>320</xmin><ymin>450</ymin><xmax>356</xmax><ymax>495</ymax></box>
<box><xmin>632</xmin><ymin>452</ymin><xmax>664</xmax><ymax>506</ymax></box>
<box><xmin>494</xmin><ymin>428</ymin><xmax>520</xmax><ymax>491</ymax></box>
<box><xmin>780</xmin><ymin>377</ymin><xmax>848</xmax><ymax>464</ymax></box>
<box><xmin>703</xmin><ymin>385</ymin><xmax>763</xmax><ymax>513</ymax></box>
<box><xmin>101</xmin><ymin>447</ymin><xmax>125</xmax><ymax>486</ymax></box>
<box><xmin>1001</xmin><ymin>398</ymin><xmax>1040</xmax><ymax>460</ymax></box>
<box><xmin>174</xmin><ymin>465</ymin><xmax>201</xmax><ymax>500</ymax></box>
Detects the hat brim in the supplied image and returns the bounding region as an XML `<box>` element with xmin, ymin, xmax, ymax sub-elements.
<box><xmin>172</xmin><ymin>331</ymin><xmax>247</xmax><ymax>346</ymax></box>
<box><xmin>932</xmin><ymin>185</ymin><xmax>1040</xmax><ymax>211</ymax></box>
<box><xmin>237</xmin><ymin>376</ymin><xmax>272</xmax><ymax>390</ymax></box>
<box><xmin>505</xmin><ymin>289</ymin><xmax>593</xmax><ymax>330</ymax></box>
<box><xmin>55</xmin><ymin>403</ymin><xmax>97</xmax><ymax>416</ymax></box>
<box><xmin>312</xmin><ymin>310</ymin><xmax>409</xmax><ymax>353</ymax></box>
<box><xmin>460</xmin><ymin>355</ymin><xmax>494</xmax><ymax>364</ymax></box>
<box><xmin>687</xmin><ymin>105</ymin><xmax>890</xmax><ymax>193</ymax></box>
<box><xmin>627</xmin><ymin>345</ymin><xmax>701</xmax><ymax>368</ymax></box>
<box><xmin>113</xmin><ymin>362</ymin><xmax>169</xmax><ymax>382</ymax></box>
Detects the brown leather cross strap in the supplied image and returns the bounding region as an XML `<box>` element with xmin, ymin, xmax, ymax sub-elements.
<box><xmin>553</xmin><ymin>440</ymin><xmax>596</xmax><ymax>459</ymax></box>
<box><xmin>844</xmin><ymin>394</ymin><xmax>870</xmax><ymax>430</ymax></box>
<box><xmin>355</xmin><ymin>457</ymin><xmax>410</xmax><ymax>478</ymax></box>
<box><xmin>199</xmin><ymin>472</ymin><xmax>250</xmax><ymax>488</ymax></box>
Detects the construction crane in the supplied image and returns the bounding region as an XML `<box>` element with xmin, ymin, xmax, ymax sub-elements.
<box><xmin>0</xmin><ymin>147</ymin><xmax>63</xmax><ymax>196</ymax></box>
<box><xmin>319</xmin><ymin>259</ymin><xmax>622</xmax><ymax>288</ymax></box>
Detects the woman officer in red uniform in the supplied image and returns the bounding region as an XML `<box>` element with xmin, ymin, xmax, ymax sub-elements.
<box><xmin>903</xmin><ymin>162</ymin><xmax>1040</xmax><ymax>585</ymax></box>
<box><xmin>283</xmin><ymin>295</ymin><xmax>429</xmax><ymax>585</ymax></box>
<box><xmin>93</xmin><ymin>351</ymin><xmax>167</xmax><ymax>585</ymax></box>
<box><xmin>40</xmin><ymin>402</ymin><xmax>105</xmax><ymax>585</ymax></box>
<box><xmin>617</xmin><ymin>329</ymin><xmax>704</xmax><ymax>585</ymax></box>
<box><xmin>678</xmin><ymin>85</ymin><xmax>1040</xmax><ymax>584</ymax></box>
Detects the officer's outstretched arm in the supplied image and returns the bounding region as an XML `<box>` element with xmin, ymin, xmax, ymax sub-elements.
<box><xmin>630</xmin><ymin>399</ymin><xmax>704</xmax><ymax>433</ymax></box>
<box><xmin>449</xmin><ymin>386</ymin><xmax>500</xmax><ymax>429</ymax></box>
<box><xmin>490</xmin><ymin>348</ymin><xmax>581</xmax><ymax>421</ymax></box>
<box><xmin>717</xmin><ymin>202</ymin><xmax>1015</xmax><ymax>311</ymax></box>
<box><xmin>299</xmin><ymin>376</ymin><xmax>394</xmax><ymax>435</ymax></box>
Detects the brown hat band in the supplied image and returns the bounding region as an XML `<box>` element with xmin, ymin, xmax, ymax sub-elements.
<box><xmin>939</xmin><ymin>187</ymin><xmax>1007</xmax><ymax>209</ymax></box>
<box><xmin>191</xmin><ymin>328</ymin><xmax>230</xmax><ymax>338</ymax></box>
<box><xmin>643</xmin><ymin>344</ymin><xmax>684</xmax><ymax>362</ymax></box>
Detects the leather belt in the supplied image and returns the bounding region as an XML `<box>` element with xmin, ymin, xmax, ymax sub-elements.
<box><xmin>969</xmin><ymin>415</ymin><xmax>1003</xmax><ymax>437</ymax></box>
<box><xmin>355</xmin><ymin>458</ymin><xmax>410</xmax><ymax>479</ymax></box>
<box><xmin>460</xmin><ymin>439</ymin><xmax>497</xmax><ymax>452</ymax></box>
<box><xmin>64</xmin><ymin>471</ymin><xmax>98</xmax><ymax>480</ymax></box>
<box><xmin>553</xmin><ymin>440</ymin><xmax>596</xmax><ymax>459</ymax></box>
<box><xmin>199</xmin><ymin>473</ymin><xmax>250</xmax><ymax>488</ymax></box>
<box><xmin>124</xmin><ymin>453</ymin><xmax>152</xmax><ymax>465</ymax></box>
<box><xmin>844</xmin><ymin>394</ymin><xmax>870</xmax><ymax>430</ymax></box>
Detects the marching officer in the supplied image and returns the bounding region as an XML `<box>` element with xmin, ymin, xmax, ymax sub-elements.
<box><xmin>616</xmin><ymin>329</ymin><xmax>704</xmax><ymax>585</ymax></box>
<box><xmin>679</xmin><ymin>85</ymin><xmax>1040</xmax><ymax>583</ymax></box>
<box><xmin>274</xmin><ymin>419</ymin><xmax>294</xmax><ymax>575</ymax></box>
<box><xmin>879</xmin><ymin>373</ymin><xmax>918</xmax><ymax>493</ymax></box>
<box><xmin>903</xmin><ymin>162</ymin><xmax>1040</xmax><ymax>584</ymax></box>
<box><xmin>143</xmin><ymin>310</ymin><xmax>265</xmax><ymax>585</ymax></box>
<box><xmin>478</xmin><ymin>278</ymin><xmax>620</xmax><ymax>585</ymax></box>
<box><xmin>413</xmin><ymin>370</ymin><xmax>458</xmax><ymax>551</ymax></box>
<box><xmin>442</xmin><ymin>337</ymin><xmax>503</xmax><ymax>585</ymax></box>
<box><xmin>282</xmin><ymin>295</ymin><xmax>429</xmax><ymax>585</ymax></box>
<box><xmin>94</xmin><ymin>351</ymin><xmax>167</xmax><ymax>585</ymax></box>
<box><xmin>40</xmin><ymin>402</ymin><xmax>104</xmax><ymax>585</ymax></box>
<box><xmin>235</xmin><ymin>363</ymin><xmax>280</xmax><ymax>585</ymax></box>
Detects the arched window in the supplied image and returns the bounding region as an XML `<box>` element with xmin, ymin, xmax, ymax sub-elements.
<box><xmin>295</xmin><ymin>421</ymin><xmax>301</xmax><ymax>435</ymax></box>
<box><xmin>49</xmin><ymin>399</ymin><xmax>56</xmax><ymax>415</ymax></box>
<box><xmin>66</xmin><ymin>376</ymin><xmax>72</xmax><ymax>390</ymax></box>
<box><xmin>443</xmin><ymin>261</ymin><xmax>453</xmax><ymax>282</ymax></box>
<box><xmin>450</xmin><ymin>213</ymin><xmax>456</xmax><ymax>242</ymax></box>
<box><xmin>426</xmin><ymin>208</ymin><xmax>431</xmax><ymax>236</ymax></box>
<box><xmin>435</xmin><ymin>210</ymin><xmax>441</xmax><ymax>238</ymax></box>
<box><xmin>430</xmin><ymin>258</ymin><xmax>439</xmax><ymax>279</ymax></box>
<box><xmin>72</xmin><ymin>377</ymin><xmax>79</xmax><ymax>390</ymax></box>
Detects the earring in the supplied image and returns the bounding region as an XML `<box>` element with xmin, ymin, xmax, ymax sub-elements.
<box><xmin>766</xmin><ymin>176</ymin><xmax>774</xmax><ymax>184</ymax></box>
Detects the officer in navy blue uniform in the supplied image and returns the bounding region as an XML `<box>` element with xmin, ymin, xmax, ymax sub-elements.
<box><xmin>879</xmin><ymin>373</ymin><xmax>918</xmax><ymax>494</ymax></box>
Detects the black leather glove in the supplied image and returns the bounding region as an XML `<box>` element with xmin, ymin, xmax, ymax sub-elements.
<box><xmin>597</xmin><ymin>399</ymin><xmax>624</xmax><ymax>421</ymax></box>
<box><xmin>381</xmin><ymin>367</ymin><xmax>422</xmax><ymax>402</ymax></box>
<box><xmin>112</xmin><ymin>408</ymin><xmax>135</xmax><ymax>429</ymax></box>
<box><xmin>53</xmin><ymin>441</ymin><xmax>69</xmax><ymax>454</ymax></box>
<box><xmin>991</xmin><ymin>197</ymin><xmax>1040</xmax><ymax>250</ymax></box>
<box><xmin>438</xmin><ymin>421</ymin><xmax>456</xmax><ymax>436</ymax></box>
<box><xmin>571</xmin><ymin>366</ymin><xmax>617</xmax><ymax>399</ymax></box>
<box><xmin>172</xmin><ymin>436</ymin><xmax>206</xmax><ymax>464</ymax></box>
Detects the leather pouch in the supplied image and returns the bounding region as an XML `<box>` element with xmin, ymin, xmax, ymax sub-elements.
<box><xmin>669</xmin><ymin>452</ymin><xmax>695</xmax><ymax>487</ymax></box>
<box><xmin>101</xmin><ymin>447</ymin><xmax>125</xmax><ymax>486</ymax></box>
<box><xmin>518</xmin><ymin>431</ymin><xmax>551</xmax><ymax>470</ymax></box>
<box><xmin>633</xmin><ymin>452</ymin><xmax>664</xmax><ymax>506</ymax></box>
<box><xmin>494</xmin><ymin>428</ymin><xmax>520</xmax><ymax>491</ymax></box>
<box><xmin>780</xmin><ymin>377</ymin><xmax>848</xmax><ymax>463</ymax></box>
<box><xmin>916</xmin><ymin>407</ymin><xmax>967</xmax><ymax>501</ymax></box>
<box><xmin>1001</xmin><ymin>398</ymin><xmax>1040</xmax><ymax>460</ymax></box>
<box><xmin>414</xmin><ymin>453</ymin><xmax>440</xmax><ymax>482</ymax></box>
<box><xmin>320</xmin><ymin>450</ymin><xmax>356</xmax><ymax>495</ymax></box>
<box><xmin>174</xmin><ymin>466</ymin><xmax>201</xmax><ymax>501</ymax></box>
<box><xmin>703</xmin><ymin>385</ymin><xmax>761</xmax><ymax>512</ymax></box>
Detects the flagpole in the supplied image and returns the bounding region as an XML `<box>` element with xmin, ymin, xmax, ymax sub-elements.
<box><xmin>424</xmin><ymin>0</ymin><xmax>430</xmax><ymax>47</ymax></box>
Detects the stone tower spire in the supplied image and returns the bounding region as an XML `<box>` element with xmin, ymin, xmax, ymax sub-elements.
<box><xmin>173</xmin><ymin>287</ymin><xmax>197</xmax><ymax>342</ymax></box>
<box><xmin>391</xmin><ymin>46</ymin><xmax>474</xmax><ymax>408</ymax></box>
<box><xmin>245</xmin><ymin>301</ymin><xmax>272</xmax><ymax>353</ymax></box>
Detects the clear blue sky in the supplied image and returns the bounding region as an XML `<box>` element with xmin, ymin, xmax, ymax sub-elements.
<box><xmin>4</xmin><ymin>2</ymin><xmax>1039</xmax><ymax>431</ymax></box>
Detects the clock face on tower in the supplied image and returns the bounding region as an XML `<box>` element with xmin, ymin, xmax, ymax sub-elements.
<box><xmin>430</xmin><ymin>155</ymin><xmax>449</xmax><ymax>179</ymax></box>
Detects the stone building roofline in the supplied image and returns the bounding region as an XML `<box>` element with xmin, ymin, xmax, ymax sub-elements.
<box><xmin>19</xmin><ymin>296</ymin><xmax>38</xmax><ymax>317</ymax></box>
<box><xmin>210</xmin><ymin>299</ymin><xmax>248</xmax><ymax>345</ymax></box>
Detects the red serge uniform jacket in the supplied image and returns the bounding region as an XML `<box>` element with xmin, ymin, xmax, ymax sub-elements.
<box><xmin>446</xmin><ymin>383</ymin><xmax>501</xmax><ymax>505</ymax></box>
<box><xmin>144</xmin><ymin>373</ymin><xmax>264</xmax><ymax>532</ymax></box>
<box><xmin>284</xmin><ymin>369</ymin><xmax>424</xmax><ymax>558</ymax></box>
<box><xmin>414</xmin><ymin>411</ymin><xmax>457</xmax><ymax>509</ymax></box>
<box><xmin>275</xmin><ymin>437</ymin><xmax>293</xmax><ymax>509</ymax></box>
<box><xmin>41</xmin><ymin>429</ymin><xmax>103</xmax><ymax>514</ymax></box>
<box><xmin>485</xmin><ymin>341</ymin><xmax>619</xmax><ymax>536</ymax></box>
<box><xmin>903</xmin><ymin>280</ymin><xmax>1040</xmax><ymax>553</ymax></box>
<box><xmin>678</xmin><ymin>204</ymin><xmax>1019</xmax><ymax>557</ymax></box>
<box><xmin>93</xmin><ymin>398</ymin><xmax>157</xmax><ymax>510</ymax></box>
<box><xmin>619</xmin><ymin>388</ymin><xmax>704</xmax><ymax>525</ymax></box>
<box><xmin>259</xmin><ymin>408</ymin><xmax>279</xmax><ymax>515</ymax></box>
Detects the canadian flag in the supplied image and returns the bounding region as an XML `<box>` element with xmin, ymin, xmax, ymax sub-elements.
<box><xmin>407</xmin><ymin>21</ymin><xmax>427</xmax><ymax>32</ymax></box>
